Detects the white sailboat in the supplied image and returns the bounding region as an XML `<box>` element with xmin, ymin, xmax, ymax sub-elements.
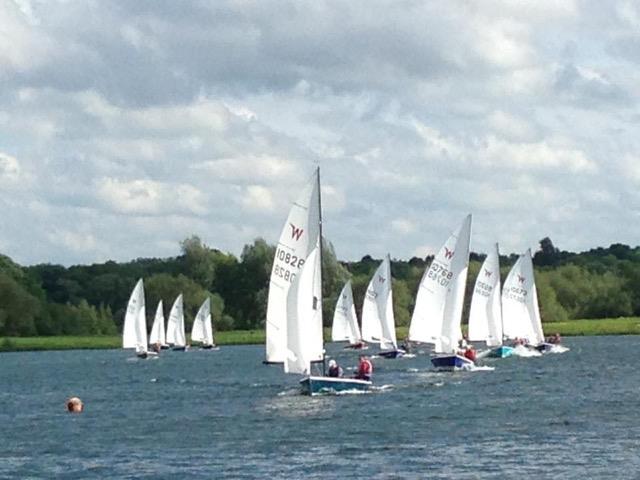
<box><xmin>167</xmin><ymin>293</ymin><xmax>187</xmax><ymax>351</ymax></box>
<box><xmin>501</xmin><ymin>249</ymin><xmax>546</xmax><ymax>348</ymax></box>
<box><xmin>331</xmin><ymin>280</ymin><xmax>366</xmax><ymax>349</ymax></box>
<box><xmin>122</xmin><ymin>278</ymin><xmax>155</xmax><ymax>358</ymax></box>
<box><xmin>468</xmin><ymin>243</ymin><xmax>513</xmax><ymax>358</ymax></box>
<box><xmin>191</xmin><ymin>297</ymin><xmax>217</xmax><ymax>349</ymax></box>
<box><xmin>264</xmin><ymin>169</ymin><xmax>321</xmax><ymax>364</ymax></box>
<box><xmin>272</xmin><ymin>167</ymin><xmax>371</xmax><ymax>395</ymax></box>
<box><xmin>149</xmin><ymin>300</ymin><xmax>168</xmax><ymax>351</ymax></box>
<box><xmin>361</xmin><ymin>255</ymin><xmax>403</xmax><ymax>358</ymax></box>
<box><xmin>409</xmin><ymin>214</ymin><xmax>472</xmax><ymax>370</ymax></box>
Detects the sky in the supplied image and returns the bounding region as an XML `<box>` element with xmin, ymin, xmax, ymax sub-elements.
<box><xmin>2</xmin><ymin>0</ymin><xmax>640</xmax><ymax>266</ymax></box>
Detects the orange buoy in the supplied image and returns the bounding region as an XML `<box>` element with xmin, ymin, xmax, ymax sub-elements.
<box><xmin>66</xmin><ymin>396</ymin><xmax>83</xmax><ymax>413</ymax></box>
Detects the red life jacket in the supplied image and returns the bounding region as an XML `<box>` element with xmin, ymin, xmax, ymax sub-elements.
<box><xmin>359</xmin><ymin>359</ymin><xmax>372</xmax><ymax>376</ymax></box>
<box><xmin>464</xmin><ymin>348</ymin><xmax>476</xmax><ymax>362</ymax></box>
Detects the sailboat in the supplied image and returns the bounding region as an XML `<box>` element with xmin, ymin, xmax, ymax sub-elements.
<box><xmin>264</xmin><ymin>168</ymin><xmax>321</xmax><ymax>364</ymax></box>
<box><xmin>122</xmin><ymin>278</ymin><xmax>155</xmax><ymax>358</ymax></box>
<box><xmin>361</xmin><ymin>255</ymin><xmax>404</xmax><ymax>358</ymax></box>
<box><xmin>191</xmin><ymin>297</ymin><xmax>217</xmax><ymax>349</ymax></box>
<box><xmin>501</xmin><ymin>249</ymin><xmax>549</xmax><ymax>351</ymax></box>
<box><xmin>271</xmin><ymin>168</ymin><xmax>371</xmax><ymax>395</ymax></box>
<box><xmin>331</xmin><ymin>280</ymin><xmax>366</xmax><ymax>349</ymax></box>
<box><xmin>468</xmin><ymin>243</ymin><xmax>513</xmax><ymax>358</ymax></box>
<box><xmin>167</xmin><ymin>293</ymin><xmax>187</xmax><ymax>351</ymax></box>
<box><xmin>409</xmin><ymin>215</ymin><xmax>472</xmax><ymax>371</ymax></box>
<box><xmin>149</xmin><ymin>300</ymin><xmax>169</xmax><ymax>351</ymax></box>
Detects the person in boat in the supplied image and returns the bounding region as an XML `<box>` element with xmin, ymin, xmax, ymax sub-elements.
<box><xmin>327</xmin><ymin>359</ymin><xmax>343</xmax><ymax>378</ymax></box>
<box><xmin>547</xmin><ymin>333</ymin><xmax>561</xmax><ymax>344</ymax></box>
<box><xmin>400</xmin><ymin>337</ymin><xmax>412</xmax><ymax>354</ymax></box>
<box><xmin>151</xmin><ymin>343</ymin><xmax>161</xmax><ymax>353</ymax></box>
<box><xmin>462</xmin><ymin>345</ymin><xmax>476</xmax><ymax>362</ymax></box>
<box><xmin>458</xmin><ymin>334</ymin><xmax>469</xmax><ymax>349</ymax></box>
<box><xmin>355</xmin><ymin>355</ymin><xmax>373</xmax><ymax>381</ymax></box>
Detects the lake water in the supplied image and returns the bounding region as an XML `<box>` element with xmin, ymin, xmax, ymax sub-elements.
<box><xmin>0</xmin><ymin>336</ymin><xmax>637</xmax><ymax>479</ymax></box>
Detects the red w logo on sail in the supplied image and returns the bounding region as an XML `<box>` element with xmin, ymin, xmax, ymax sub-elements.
<box><xmin>444</xmin><ymin>247</ymin><xmax>454</xmax><ymax>260</ymax></box>
<box><xmin>289</xmin><ymin>223</ymin><xmax>304</xmax><ymax>241</ymax></box>
<box><xmin>517</xmin><ymin>274</ymin><xmax>525</xmax><ymax>283</ymax></box>
<box><xmin>484</xmin><ymin>269</ymin><xmax>492</xmax><ymax>277</ymax></box>
<box><xmin>378</xmin><ymin>276</ymin><xmax>385</xmax><ymax>283</ymax></box>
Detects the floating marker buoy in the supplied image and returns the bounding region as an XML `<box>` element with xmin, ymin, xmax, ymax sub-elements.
<box><xmin>66</xmin><ymin>396</ymin><xmax>83</xmax><ymax>413</ymax></box>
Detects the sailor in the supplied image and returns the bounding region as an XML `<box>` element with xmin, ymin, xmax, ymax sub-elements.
<box><xmin>463</xmin><ymin>346</ymin><xmax>477</xmax><ymax>362</ymax></box>
<box><xmin>548</xmin><ymin>333</ymin><xmax>561</xmax><ymax>344</ymax></box>
<box><xmin>66</xmin><ymin>396</ymin><xmax>83</xmax><ymax>413</ymax></box>
<box><xmin>327</xmin><ymin>359</ymin><xmax>343</xmax><ymax>378</ymax></box>
<box><xmin>355</xmin><ymin>355</ymin><xmax>373</xmax><ymax>381</ymax></box>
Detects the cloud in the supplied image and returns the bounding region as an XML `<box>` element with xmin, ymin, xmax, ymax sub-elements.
<box><xmin>0</xmin><ymin>1</ymin><xmax>639</xmax><ymax>265</ymax></box>
<box><xmin>96</xmin><ymin>178</ymin><xmax>206</xmax><ymax>216</ymax></box>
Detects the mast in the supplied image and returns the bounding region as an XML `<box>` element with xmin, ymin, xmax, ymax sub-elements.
<box><xmin>316</xmin><ymin>166</ymin><xmax>326</xmax><ymax>375</ymax></box>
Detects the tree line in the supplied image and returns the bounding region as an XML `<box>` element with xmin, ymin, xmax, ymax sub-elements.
<box><xmin>1</xmin><ymin>235</ymin><xmax>639</xmax><ymax>337</ymax></box>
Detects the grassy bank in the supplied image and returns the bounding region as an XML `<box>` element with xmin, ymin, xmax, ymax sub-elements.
<box><xmin>2</xmin><ymin>318</ymin><xmax>640</xmax><ymax>352</ymax></box>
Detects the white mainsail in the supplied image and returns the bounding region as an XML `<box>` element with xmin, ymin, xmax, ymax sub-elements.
<box><xmin>265</xmin><ymin>170</ymin><xmax>321</xmax><ymax>363</ymax></box>
<box><xmin>409</xmin><ymin>214</ymin><xmax>472</xmax><ymax>353</ymax></box>
<box><xmin>501</xmin><ymin>249</ymin><xmax>544</xmax><ymax>344</ymax></box>
<box><xmin>122</xmin><ymin>278</ymin><xmax>147</xmax><ymax>353</ymax></box>
<box><xmin>284</xmin><ymin>245</ymin><xmax>324</xmax><ymax>375</ymax></box>
<box><xmin>149</xmin><ymin>300</ymin><xmax>166</xmax><ymax>347</ymax></box>
<box><xmin>468</xmin><ymin>243</ymin><xmax>503</xmax><ymax>347</ymax></box>
<box><xmin>191</xmin><ymin>297</ymin><xmax>214</xmax><ymax>346</ymax></box>
<box><xmin>167</xmin><ymin>294</ymin><xmax>186</xmax><ymax>347</ymax></box>
<box><xmin>361</xmin><ymin>255</ymin><xmax>397</xmax><ymax>351</ymax></box>
<box><xmin>331</xmin><ymin>280</ymin><xmax>361</xmax><ymax>344</ymax></box>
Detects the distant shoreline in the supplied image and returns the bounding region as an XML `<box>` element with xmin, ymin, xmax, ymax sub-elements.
<box><xmin>1</xmin><ymin>318</ymin><xmax>639</xmax><ymax>352</ymax></box>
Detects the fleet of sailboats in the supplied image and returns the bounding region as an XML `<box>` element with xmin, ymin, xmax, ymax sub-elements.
<box><xmin>120</xmin><ymin>168</ymin><xmax>566</xmax><ymax>393</ymax></box>
<box><xmin>122</xmin><ymin>282</ymin><xmax>219</xmax><ymax>357</ymax></box>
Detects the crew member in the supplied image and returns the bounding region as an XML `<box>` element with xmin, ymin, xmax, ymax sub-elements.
<box><xmin>327</xmin><ymin>359</ymin><xmax>343</xmax><ymax>378</ymax></box>
<box><xmin>355</xmin><ymin>355</ymin><xmax>373</xmax><ymax>381</ymax></box>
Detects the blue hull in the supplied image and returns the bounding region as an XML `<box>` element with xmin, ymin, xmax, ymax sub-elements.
<box><xmin>431</xmin><ymin>354</ymin><xmax>474</xmax><ymax>371</ymax></box>
<box><xmin>300</xmin><ymin>376</ymin><xmax>372</xmax><ymax>396</ymax></box>
<box><xmin>488</xmin><ymin>346</ymin><xmax>515</xmax><ymax>358</ymax></box>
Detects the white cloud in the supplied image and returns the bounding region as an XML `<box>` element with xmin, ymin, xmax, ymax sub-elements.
<box><xmin>96</xmin><ymin>178</ymin><xmax>206</xmax><ymax>216</ymax></box>
<box><xmin>242</xmin><ymin>185</ymin><xmax>274</xmax><ymax>212</ymax></box>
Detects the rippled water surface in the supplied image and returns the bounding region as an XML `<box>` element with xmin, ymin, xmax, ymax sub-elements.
<box><xmin>1</xmin><ymin>336</ymin><xmax>638</xmax><ymax>479</ymax></box>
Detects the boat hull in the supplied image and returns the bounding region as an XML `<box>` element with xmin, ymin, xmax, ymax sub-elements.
<box><xmin>378</xmin><ymin>349</ymin><xmax>405</xmax><ymax>359</ymax></box>
<box><xmin>431</xmin><ymin>354</ymin><xmax>474</xmax><ymax>371</ymax></box>
<box><xmin>533</xmin><ymin>342</ymin><xmax>555</xmax><ymax>353</ymax></box>
<box><xmin>300</xmin><ymin>376</ymin><xmax>372</xmax><ymax>395</ymax></box>
<box><xmin>487</xmin><ymin>346</ymin><xmax>515</xmax><ymax>358</ymax></box>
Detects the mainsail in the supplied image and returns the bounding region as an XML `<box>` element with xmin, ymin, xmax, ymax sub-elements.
<box><xmin>361</xmin><ymin>255</ymin><xmax>397</xmax><ymax>351</ymax></box>
<box><xmin>331</xmin><ymin>280</ymin><xmax>361</xmax><ymax>344</ymax></box>
<box><xmin>167</xmin><ymin>294</ymin><xmax>186</xmax><ymax>347</ymax></box>
<box><xmin>149</xmin><ymin>300</ymin><xmax>166</xmax><ymax>347</ymax></box>
<box><xmin>409</xmin><ymin>215</ymin><xmax>472</xmax><ymax>353</ymax></box>
<box><xmin>501</xmin><ymin>249</ymin><xmax>544</xmax><ymax>344</ymax></box>
<box><xmin>191</xmin><ymin>297</ymin><xmax>214</xmax><ymax>346</ymax></box>
<box><xmin>123</xmin><ymin>278</ymin><xmax>147</xmax><ymax>352</ymax></box>
<box><xmin>265</xmin><ymin>170</ymin><xmax>321</xmax><ymax>363</ymax></box>
<box><xmin>468</xmin><ymin>243</ymin><xmax>503</xmax><ymax>347</ymax></box>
